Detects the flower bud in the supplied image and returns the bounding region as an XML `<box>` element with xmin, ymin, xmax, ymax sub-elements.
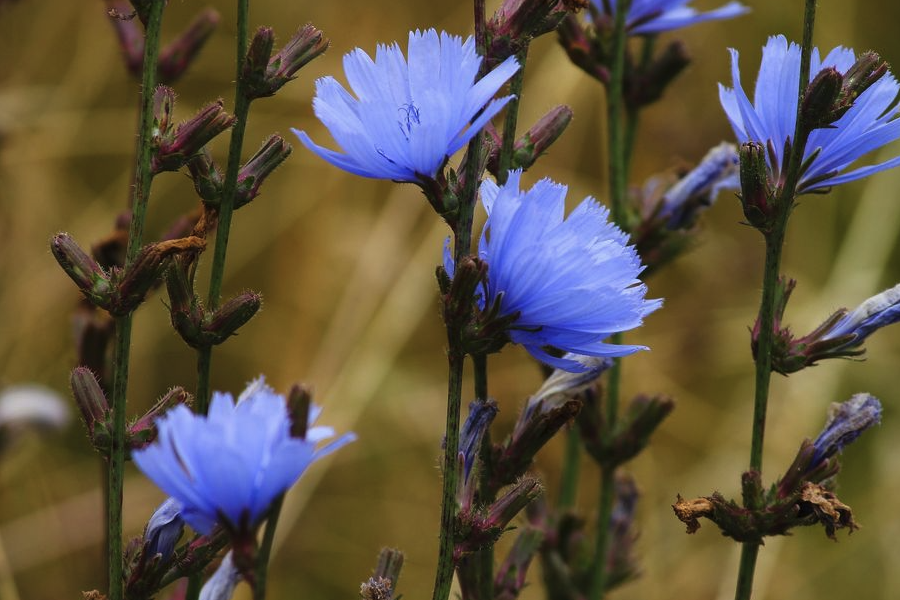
<box><xmin>630</xmin><ymin>41</ymin><xmax>691</xmax><ymax>107</ymax></box>
<box><xmin>152</xmin><ymin>86</ymin><xmax>177</xmax><ymax>141</ymax></box>
<box><xmin>128</xmin><ymin>387</ymin><xmax>191</xmax><ymax>450</ymax></box>
<box><xmin>242</xmin><ymin>27</ymin><xmax>276</xmax><ymax>96</ymax></box>
<box><xmin>158</xmin><ymin>8</ymin><xmax>220</xmax><ymax>83</ymax></box>
<box><xmin>505</xmin><ymin>105</ymin><xmax>573</xmax><ymax>172</ymax></box>
<box><xmin>656</xmin><ymin>142</ymin><xmax>739</xmax><ymax>230</ymax></box>
<box><xmin>557</xmin><ymin>14</ymin><xmax>609</xmax><ymax>84</ymax></box>
<box><xmin>144</xmin><ymin>497</ymin><xmax>184</xmax><ymax>561</ymax></box>
<box><xmin>738</xmin><ymin>141</ymin><xmax>774</xmax><ymax>230</ymax></box>
<box><xmin>839</xmin><ymin>51</ymin><xmax>887</xmax><ymax>106</ymax></box>
<box><xmin>811</xmin><ymin>393</ymin><xmax>882</xmax><ymax>466</ymax></box>
<box><xmin>247</xmin><ymin>25</ymin><xmax>329</xmax><ymax>99</ymax></box>
<box><xmin>235</xmin><ymin>135</ymin><xmax>292</xmax><ymax>208</ymax></box>
<box><xmin>494</xmin><ymin>528</ymin><xmax>542</xmax><ymax>600</ymax></box>
<box><xmin>187</xmin><ymin>149</ymin><xmax>224</xmax><ymax>205</ymax></box>
<box><xmin>153</xmin><ymin>101</ymin><xmax>235</xmax><ymax>173</ymax></box>
<box><xmin>70</xmin><ymin>367</ymin><xmax>109</xmax><ymax>436</ymax></box>
<box><xmin>801</xmin><ymin>67</ymin><xmax>843</xmax><ymax>130</ymax></box>
<box><xmin>486</xmin><ymin>477</ymin><xmax>542</xmax><ymax>532</ymax></box>
<box><xmin>51</xmin><ymin>233</ymin><xmax>112</xmax><ymax>308</ymax></box>
<box><xmin>202</xmin><ymin>290</ymin><xmax>263</xmax><ymax>345</ymax></box>
<box><xmin>107</xmin><ymin>1</ymin><xmax>144</xmax><ymax>77</ymax></box>
<box><xmin>286</xmin><ymin>383</ymin><xmax>312</xmax><ymax>439</ymax></box>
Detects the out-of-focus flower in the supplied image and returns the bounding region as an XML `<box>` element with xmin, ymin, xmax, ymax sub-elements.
<box><xmin>821</xmin><ymin>283</ymin><xmax>900</xmax><ymax>347</ymax></box>
<box><xmin>0</xmin><ymin>384</ymin><xmax>70</xmax><ymax>432</ymax></box>
<box><xmin>654</xmin><ymin>142</ymin><xmax>739</xmax><ymax>229</ymax></box>
<box><xmin>199</xmin><ymin>551</ymin><xmax>241</xmax><ymax>600</ymax></box>
<box><xmin>144</xmin><ymin>497</ymin><xmax>184</xmax><ymax>561</ymax></box>
<box><xmin>719</xmin><ymin>35</ymin><xmax>900</xmax><ymax>192</ymax></box>
<box><xmin>591</xmin><ymin>0</ymin><xmax>749</xmax><ymax>35</ymax></box>
<box><xmin>292</xmin><ymin>29</ymin><xmax>520</xmax><ymax>183</ymax></box>
<box><xmin>445</xmin><ymin>171</ymin><xmax>661</xmax><ymax>372</ymax></box>
<box><xmin>133</xmin><ymin>377</ymin><xmax>354</xmax><ymax>536</ymax></box>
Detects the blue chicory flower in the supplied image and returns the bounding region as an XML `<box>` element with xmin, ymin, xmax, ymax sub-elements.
<box><xmin>719</xmin><ymin>35</ymin><xmax>900</xmax><ymax>192</ymax></box>
<box><xmin>810</xmin><ymin>393</ymin><xmax>882</xmax><ymax>466</ymax></box>
<box><xmin>132</xmin><ymin>377</ymin><xmax>355</xmax><ymax>536</ymax></box>
<box><xmin>144</xmin><ymin>497</ymin><xmax>184</xmax><ymax>560</ymax></box>
<box><xmin>292</xmin><ymin>29</ymin><xmax>520</xmax><ymax>183</ymax></box>
<box><xmin>445</xmin><ymin>171</ymin><xmax>661</xmax><ymax>372</ymax></box>
<box><xmin>592</xmin><ymin>0</ymin><xmax>749</xmax><ymax>35</ymax></box>
<box><xmin>822</xmin><ymin>283</ymin><xmax>900</xmax><ymax>344</ymax></box>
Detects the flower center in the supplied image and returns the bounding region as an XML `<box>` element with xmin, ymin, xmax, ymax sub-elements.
<box><xmin>397</xmin><ymin>102</ymin><xmax>421</xmax><ymax>140</ymax></box>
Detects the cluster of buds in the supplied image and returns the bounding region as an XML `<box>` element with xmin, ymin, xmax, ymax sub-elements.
<box><xmin>753</xmin><ymin>279</ymin><xmax>900</xmax><ymax>375</ymax></box>
<box><xmin>558</xmin><ymin>11</ymin><xmax>690</xmax><ymax>105</ymax></box>
<box><xmin>486</xmin><ymin>0</ymin><xmax>587</xmax><ymax>66</ymax></box>
<box><xmin>70</xmin><ymin>368</ymin><xmax>191</xmax><ymax>456</ymax></box>
<box><xmin>801</xmin><ymin>51</ymin><xmax>888</xmax><ymax>131</ymax></box>
<box><xmin>151</xmin><ymin>88</ymin><xmax>235</xmax><ymax>174</ymax></box>
<box><xmin>166</xmin><ymin>260</ymin><xmax>263</xmax><ymax>349</ymax></box>
<box><xmin>52</xmin><ymin>233</ymin><xmax>205</xmax><ymax>317</ymax></box>
<box><xmin>107</xmin><ymin>1</ymin><xmax>220</xmax><ymax>83</ymax></box>
<box><xmin>243</xmin><ymin>25</ymin><xmax>329</xmax><ymax>99</ymax></box>
<box><xmin>674</xmin><ymin>394</ymin><xmax>881</xmax><ymax>542</ymax></box>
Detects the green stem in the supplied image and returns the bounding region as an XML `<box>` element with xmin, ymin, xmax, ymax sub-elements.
<box><xmin>107</xmin><ymin>4</ymin><xmax>165</xmax><ymax>599</ymax></box>
<box><xmin>255</xmin><ymin>495</ymin><xmax>285</xmax><ymax>600</ymax></box>
<box><xmin>496</xmin><ymin>45</ymin><xmax>528</xmax><ymax>185</ymax></box>
<box><xmin>622</xmin><ymin>37</ymin><xmax>653</xmax><ymax>176</ymax></box>
<box><xmin>195</xmin><ymin>346</ymin><xmax>212</xmax><ymax>415</ymax></box>
<box><xmin>734</xmin><ymin>3</ymin><xmax>816</xmax><ymax>599</ymax></box>
<box><xmin>558</xmin><ymin>427</ymin><xmax>581</xmax><ymax>510</ymax></box>
<box><xmin>588</xmin><ymin>1</ymin><xmax>630</xmax><ymax>598</ymax></box>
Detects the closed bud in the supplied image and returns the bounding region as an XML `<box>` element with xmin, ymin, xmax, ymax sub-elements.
<box><xmin>631</xmin><ymin>41</ymin><xmax>691</xmax><ymax>107</ymax></box>
<box><xmin>738</xmin><ymin>141</ymin><xmax>774</xmax><ymax>231</ymax></box>
<box><xmin>166</xmin><ymin>262</ymin><xmax>204</xmax><ymax>346</ymax></box>
<box><xmin>143</xmin><ymin>497</ymin><xmax>184</xmax><ymax>561</ymax></box>
<box><xmin>202</xmin><ymin>290</ymin><xmax>262</xmax><ymax>344</ymax></box>
<box><xmin>488</xmin><ymin>0</ymin><xmax>574</xmax><ymax>63</ymax></box>
<box><xmin>116</xmin><ymin>237</ymin><xmax>206</xmax><ymax>316</ymax></box>
<box><xmin>153</xmin><ymin>86</ymin><xmax>178</xmax><ymax>140</ymax></box>
<box><xmin>486</xmin><ymin>477</ymin><xmax>542</xmax><ymax>532</ymax></box>
<box><xmin>836</xmin><ymin>52</ymin><xmax>887</xmax><ymax>117</ymax></box>
<box><xmin>801</xmin><ymin>67</ymin><xmax>843</xmax><ymax>130</ymax></box>
<box><xmin>242</xmin><ymin>27</ymin><xmax>277</xmax><ymax>97</ymax></box>
<box><xmin>286</xmin><ymin>383</ymin><xmax>312</xmax><ymax>439</ymax></box>
<box><xmin>107</xmin><ymin>1</ymin><xmax>144</xmax><ymax>77</ymax></box>
<box><xmin>128</xmin><ymin>387</ymin><xmax>191</xmax><ymax>450</ymax></box>
<box><xmin>247</xmin><ymin>25</ymin><xmax>329</xmax><ymax>99</ymax></box>
<box><xmin>187</xmin><ymin>148</ymin><xmax>224</xmax><ymax>204</ymax></box>
<box><xmin>70</xmin><ymin>367</ymin><xmax>108</xmax><ymax>433</ymax></box>
<box><xmin>51</xmin><ymin>233</ymin><xmax>112</xmax><ymax>308</ymax></box>
<box><xmin>494</xmin><ymin>528</ymin><xmax>542</xmax><ymax>600</ymax></box>
<box><xmin>158</xmin><ymin>8</ymin><xmax>220</xmax><ymax>83</ymax></box>
<box><xmin>153</xmin><ymin>101</ymin><xmax>235</xmax><ymax>173</ymax></box>
<box><xmin>235</xmin><ymin>135</ymin><xmax>292</xmax><ymax>208</ymax></box>
<box><xmin>508</xmin><ymin>105</ymin><xmax>573</xmax><ymax>172</ymax></box>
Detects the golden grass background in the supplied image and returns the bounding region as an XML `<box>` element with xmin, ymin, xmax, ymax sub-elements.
<box><xmin>2</xmin><ymin>1</ymin><xmax>900</xmax><ymax>599</ymax></box>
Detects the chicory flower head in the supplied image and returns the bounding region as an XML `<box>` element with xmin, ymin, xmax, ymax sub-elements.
<box><xmin>446</xmin><ymin>171</ymin><xmax>661</xmax><ymax>372</ymax></box>
<box><xmin>822</xmin><ymin>282</ymin><xmax>900</xmax><ymax>345</ymax></box>
<box><xmin>292</xmin><ymin>29</ymin><xmax>520</xmax><ymax>183</ymax></box>
<box><xmin>592</xmin><ymin>0</ymin><xmax>749</xmax><ymax>35</ymax></box>
<box><xmin>133</xmin><ymin>377</ymin><xmax>354</xmax><ymax>536</ymax></box>
<box><xmin>719</xmin><ymin>35</ymin><xmax>900</xmax><ymax>192</ymax></box>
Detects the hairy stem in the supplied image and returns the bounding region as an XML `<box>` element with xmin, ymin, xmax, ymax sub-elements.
<box><xmin>496</xmin><ymin>45</ymin><xmax>528</xmax><ymax>185</ymax></box>
<box><xmin>734</xmin><ymin>2</ymin><xmax>816</xmax><ymax>599</ymax></box>
<box><xmin>107</xmin><ymin>3</ymin><xmax>165</xmax><ymax>599</ymax></box>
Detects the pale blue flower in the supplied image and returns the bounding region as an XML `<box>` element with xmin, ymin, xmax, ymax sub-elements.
<box><xmin>822</xmin><ymin>283</ymin><xmax>900</xmax><ymax>345</ymax></box>
<box><xmin>199</xmin><ymin>551</ymin><xmax>241</xmax><ymax>600</ymax></box>
<box><xmin>720</xmin><ymin>35</ymin><xmax>900</xmax><ymax>192</ymax></box>
<box><xmin>592</xmin><ymin>0</ymin><xmax>748</xmax><ymax>35</ymax></box>
<box><xmin>292</xmin><ymin>29</ymin><xmax>520</xmax><ymax>182</ymax></box>
<box><xmin>655</xmin><ymin>141</ymin><xmax>739</xmax><ymax>228</ymax></box>
<box><xmin>133</xmin><ymin>377</ymin><xmax>354</xmax><ymax>535</ymax></box>
<box><xmin>446</xmin><ymin>171</ymin><xmax>661</xmax><ymax>372</ymax></box>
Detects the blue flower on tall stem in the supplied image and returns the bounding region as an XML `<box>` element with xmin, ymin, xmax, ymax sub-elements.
<box><xmin>592</xmin><ymin>0</ymin><xmax>749</xmax><ymax>35</ymax></box>
<box><xmin>720</xmin><ymin>35</ymin><xmax>900</xmax><ymax>192</ymax></box>
<box><xmin>446</xmin><ymin>171</ymin><xmax>661</xmax><ymax>372</ymax></box>
<box><xmin>132</xmin><ymin>377</ymin><xmax>354</xmax><ymax>536</ymax></box>
<box><xmin>292</xmin><ymin>29</ymin><xmax>520</xmax><ymax>183</ymax></box>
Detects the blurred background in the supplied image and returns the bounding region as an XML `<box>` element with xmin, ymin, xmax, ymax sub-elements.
<box><xmin>2</xmin><ymin>1</ymin><xmax>900</xmax><ymax>599</ymax></box>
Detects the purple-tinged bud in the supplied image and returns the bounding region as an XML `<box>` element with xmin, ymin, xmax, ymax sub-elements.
<box><xmin>656</xmin><ymin>142</ymin><xmax>739</xmax><ymax>230</ymax></box>
<box><xmin>158</xmin><ymin>8</ymin><xmax>220</xmax><ymax>83</ymax></box>
<box><xmin>107</xmin><ymin>1</ymin><xmax>144</xmax><ymax>77</ymax></box>
<box><xmin>459</xmin><ymin>399</ymin><xmax>498</xmax><ymax>485</ymax></box>
<box><xmin>801</xmin><ymin>67</ymin><xmax>843</xmax><ymax>130</ymax></box>
<box><xmin>235</xmin><ymin>136</ymin><xmax>292</xmax><ymax>209</ymax></box>
<box><xmin>494</xmin><ymin>528</ymin><xmax>543</xmax><ymax>600</ymax></box>
<box><xmin>242</xmin><ymin>27</ymin><xmax>276</xmax><ymax>97</ymax></box>
<box><xmin>486</xmin><ymin>477</ymin><xmax>542</xmax><ymax>532</ymax></box>
<box><xmin>187</xmin><ymin>149</ymin><xmax>224</xmax><ymax>205</ymax></box>
<box><xmin>166</xmin><ymin>262</ymin><xmax>204</xmax><ymax>347</ymax></box>
<box><xmin>153</xmin><ymin>86</ymin><xmax>177</xmax><ymax>141</ymax></box>
<box><xmin>115</xmin><ymin>239</ymin><xmax>202</xmax><ymax>316</ymax></box>
<box><xmin>606</xmin><ymin>475</ymin><xmax>640</xmax><ymax>585</ymax></box>
<box><xmin>246</xmin><ymin>25</ymin><xmax>329</xmax><ymax>99</ymax></box>
<box><xmin>70</xmin><ymin>367</ymin><xmax>108</xmax><ymax>435</ymax></box>
<box><xmin>738</xmin><ymin>141</ymin><xmax>774</xmax><ymax>231</ymax></box>
<box><xmin>153</xmin><ymin>101</ymin><xmax>235</xmax><ymax>173</ymax></box>
<box><xmin>488</xmin><ymin>0</ymin><xmax>576</xmax><ymax>63</ymax></box>
<box><xmin>505</xmin><ymin>105</ymin><xmax>573</xmax><ymax>172</ymax></box>
<box><xmin>51</xmin><ymin>233</ymin><xmax>113</xmax><ymax>308</ymax></box>
<box><xmin>128</xmin><ymin>387</ymin><xmax>191</xmax><ymax>450</ymax></box>
<box><xmin>557</xmin><ymin>14</ymin><xmax>609</xmax><ymax>84</ymax></box>
<box><xmin>441</xmin><ymin>253</ymin><xmax>488</xmax><ymax>331</ymax></box>
<box><xmin>839</xmin><ymin>52</ymin><xmax>887</xmax><ymax>106</ymax></box>
<box><xmin>630</xmin><ymin>41</ymin><xmax>691</xmax><ymax>108</ymax></box>
<box><xmin>202</xmin><ymin>290</ymin><xmax>263</xmax><ymax>345</ymax></box>
<box><xmin>144</xmin><ymin>497</ymin><xmax>184</xmax><ymax>561</ymax></box>
<box><xmin>811</xmin><ymin>393</ymin><xmax>882</xmax><ymax>466</ymax></box>
<box><xmin>198</xmin><ymin>551</ymin><xmax>241</xmax><ymax>600</ymax></box>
